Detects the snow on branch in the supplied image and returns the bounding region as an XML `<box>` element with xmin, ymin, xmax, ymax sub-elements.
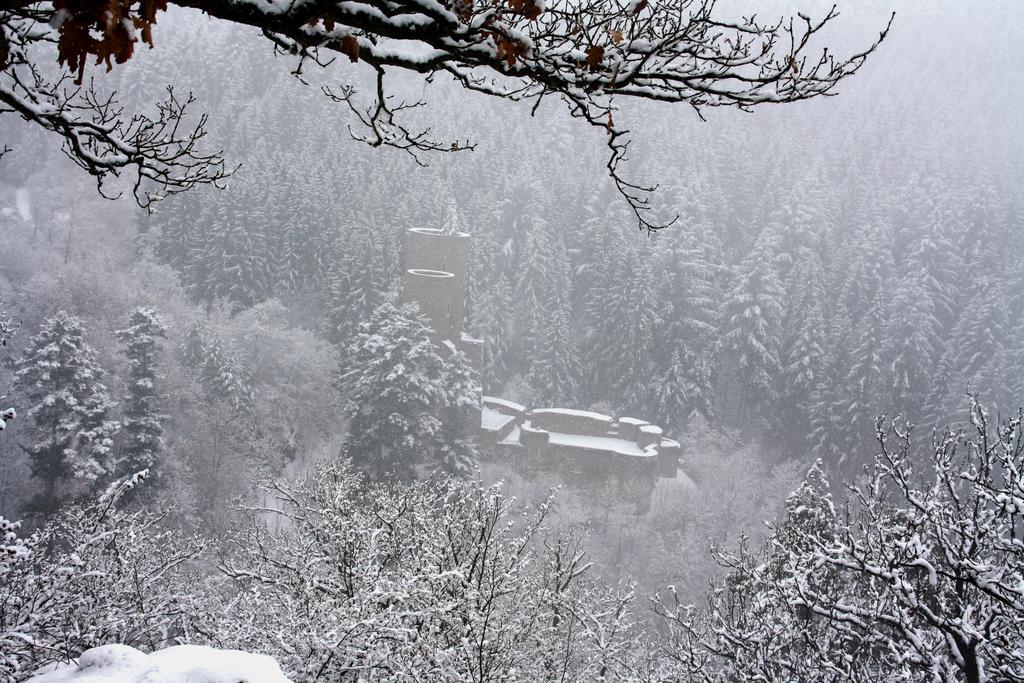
<box><xmin>3</xmin><ymin>0</ymin><xmax>888</xmax><ymax>228</ymax></box>
<box><xmin>1</xmin><ymin>5</ymin><xmax>233</xmax><ymax>210</ymax></box>
<box><xmin>654</xmin><ymin>396</ymin><xmax>1024</xmax><ymax>681</ymax></box>
<box><xmin>323</xmin><ymin>66</ymin><xmax>476</xmax><ymax>167</ymax></box>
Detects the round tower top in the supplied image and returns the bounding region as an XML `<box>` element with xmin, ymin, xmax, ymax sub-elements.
<box><xmin>406</xmin><ymin>268</ymin><xmax>455</xmax><ymax>278</ymax></box>
<box><xmin>408</xmin><ymin>227</ymin><xmax>471</xmax><ymax>239</ymax></box>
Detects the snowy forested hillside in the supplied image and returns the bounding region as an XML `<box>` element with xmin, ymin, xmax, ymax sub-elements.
<box><xmin>1</xmin><ymin>0</ymin><xmax>1022</xmax><ymax>681</ymax></box>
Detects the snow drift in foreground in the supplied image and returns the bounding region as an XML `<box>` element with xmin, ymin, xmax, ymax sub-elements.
<box><xmin>27</xmin><ymin>644</ymin><xmax>291</xmax><ymax>683</ymax></box>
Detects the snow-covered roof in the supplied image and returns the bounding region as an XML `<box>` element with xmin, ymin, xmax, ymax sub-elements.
<box><xmin>547</xmin><ymin>431</ymin><xmax>655</xmax><ymax>458</ymax></box>
<box><xmin>481</xmin><ymin>399</ymin><xmax>675</xmax><ymax>466</ymax></box>
<box><xmin>27</xmin><ymin>644</ymin><xmax>290</xmax><ymax>683</ymax></box>
<box><xmin>532</xmin><ymin>408</ymin><xmax>611</xmax><ymax>421</ymax></box>
<box><xmin>483</xmin><ymin>396</ymin><xmax>526</xmax><ymax>413</ymax></box>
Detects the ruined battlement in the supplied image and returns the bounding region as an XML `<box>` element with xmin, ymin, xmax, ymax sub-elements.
<box><xmin>401</xmin><ymin>226</ymin><xmax>680</xmax><ymax>511</ymax></box>
<box><xmin>479</xmin><ymin>398</ymin><xmax>680</xmax><ymax>484</ymax></box>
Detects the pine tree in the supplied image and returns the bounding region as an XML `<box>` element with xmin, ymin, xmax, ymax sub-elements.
<box><xmin>808</xmin><ymin>308</ymin><xmax>853</xmax><ymax>468</ymax></box>
<box><xmin>653</xmin><ymin>346</ymin><xmax>696</xmax><ymax>434</ymax></box>
<box><xmin>326</xmin><ymin>227</ymin><xmax>390</xmax><ymax>346</ymax></box>
<box><xmin>778</xmin><ymin>253</ymin><xmax>830</xmax><ymax>448</ymax></box>
<box><xmin>906</xmin><ymin>202</ymin><xmax>963</xmax><ymax>335</ymax></box>
<box><xmin>653</xmin><ymin>223</ymin><xmax>721</xmax><ymax>423</ymax></box>
<box><xmin>832</xmin><ymin>292</ymin><xmax>888</xmax><ymax>470</ymax></box>
<box><xmin>927</xmin><ymin>274</ymin><xmax>1013</xmax><ymax>424</ymax></box>
<box><xmin>882</xmin><ymin>266</ymin><xmax>942</xmax><ymax>419</ymax></box>
<box><xmin>514</xmin><ymin>217</ymin><xmax>556</xmax><ymax>356</ymax></box>
<box><xmin>12</xmin><ymin>312</ymin><xmax>119</xmax><ymax>511</ymax></box>
<box><xmin>114</xmin><ymin>307</ymin><xmax>168</xmax><ymax>475</ymax></box>
<box><xmin>528</xmin><ymin>270</ymin><xmax>581</xmax><ymax>406</ymax></box>
<box><xmin>720</xmin><ymin>235</ymin><xmax>785</xmax><ymax>420</ymax></box>
<box><xmin>772</xmin><ymin>459</ymin><xmax>835</xmax><ymax>566</ymax></box>
<box><xmin>181</xmin><ymin>322</ymin><xmax>255</xmax><ymax>415</ymax></box>
<box><xmin>469</xmin><ymin>273</ymin><xmax>514</xmax><ymax>394</ymax></box>
<box><xmin>658</xmin><ymin>460</ymin><xmax>850</xmax><ymax>682</ymax></box>
<box><xmin>837</xmin><ymin>222</ymin><xmax>894</xmax><ymax>322</ymax></box>
<box><xmin>340</xmin><ymin>302</ymin><xmax>479</xmax><ymax>480</ymax></box>
<box><xmin>587</xmin><ymin>246</ymin><xmax>660</xmax><ymax>411</ymax></box>
<box><xmin>465</xmin><ymin>226</ymin><xmax>499</xmax><ymax>332</ymax></box>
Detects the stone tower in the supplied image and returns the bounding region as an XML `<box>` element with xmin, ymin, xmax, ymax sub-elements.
<box><xmin>402</xmin><ymin>227</ymin><xmax>483</xmax><ymax>383</ymax></box>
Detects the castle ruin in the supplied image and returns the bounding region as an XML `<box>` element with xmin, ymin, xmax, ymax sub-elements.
<box><xmin>403</xmin><ymin>226</ymin><xmax>680</xmax><ymax>510</ymax></box>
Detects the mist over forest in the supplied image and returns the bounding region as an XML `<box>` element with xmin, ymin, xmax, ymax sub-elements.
<box><xmin>1</xmin><ymin>1</ymin><xmax>1023</xmax><ymax>681</ymax></box>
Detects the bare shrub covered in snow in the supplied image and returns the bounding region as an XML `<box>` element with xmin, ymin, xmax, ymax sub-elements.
<box><xmin>654</xmin><ymin>398</ymin><xmax>1024</xmax><ymax>682</ymax></box>
<box><xmin>1</xmin><ymin>473</ymin><xmax>203</xmax><ymax>682</ymax></box>
<box><xmin>192</xmin><ymin>459</ymin><xmax>649</xmax><ymax>682</ymax></box>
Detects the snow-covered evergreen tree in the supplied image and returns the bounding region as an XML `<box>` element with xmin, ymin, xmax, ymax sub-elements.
<box><xmin>882</xmin><ymin>265</ymin><xmax>942</xmax><ymax>419</ymax></box>
<box><xmin>325</xmin><ymin>226</ymin><xmax>392</xmax><ymax>346</ymax></box>
<box><xmin>514</xmin><ymin>217</ymin><xmax>556</xmax><ymax>362</ymax></box>
<box><xmin>771</xmin><ymin>458</ymin><xmax>835</xmax><ymax>567</ymax></box>
<box><xmin>654</xmin><ymin>459</ymin><xmax>855</xmax><ymax>681</ymax></box>
<box><xmin>586</xmin><ymin>246</ymin><xmax>660</xmax><ymax>411</ymax></box>
<box><xmin>181</xmin><ymin>322</ymin><xmax>254</xmax><ymax>415</ymax></box>
<box><xmin>340</xmin><ymin>302</ymin><xmax>479</xmax><ymax>480</ymax></box>
<box><xmin>653</xmin><ymin>224</ymin><xmax>721</xmax><ymax>424</ymax></box>
<box><xmin>661</xmin><ymin>400</ymin><xmax>1024</xmax><ymax>682</ymax></box>
<box><xmin>114</xmin><ymin>307</ymin><xmax>168</xmax><ymax>476</ymax></box>
<box><xmin>720</xmin><ymin>236</ymin><xmax>784</xmax><ymax>420</ymax></box>
<box><xmin>827</xmin><ymin>292</ymin><xmax>888</xmax><ymax>470</ymax></box>
<box><xmin>653</xmin><ymin>346</ymin><xmax>698</xmax><ymax>434</ymax></box>
<box><xmin>469</xmin><ymin>274</ymin><xmax>514</xmax><ymax>393</ymax></box>
<box><xmin>527</xmin><ymin>269</ymin><xmax>581</xmax><ymax>406</ymax></box>
<box><xmin>778</xmin><ymin>253</ymin><xmax>830</xmax><ymax>449</ymax></box>
<box><xmin>12</xmin><ymin>311</ymin><xmax>119</xmax><ymax>512</ymax></box>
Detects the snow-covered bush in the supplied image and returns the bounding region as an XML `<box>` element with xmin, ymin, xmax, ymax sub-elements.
<box><xmin>193</xmin><ymin>460</ymin><xmax>646</xmax><ymax>682</ymax></box>
<box><xmin>655</xmin><ymin>398</ymin><xmax>1024</xmax><ymax>682</ymax></box>
<box><xmin>1</xmin><ymin>473</ymin><xmax>204</xmax><ymax>682</ymax></box>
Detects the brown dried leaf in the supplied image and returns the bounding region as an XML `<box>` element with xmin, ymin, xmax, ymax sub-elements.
<box><xmin>52</xmin><ymin>0</ymin><xmax>166</xmax><ymax>83</ymax></box>
<box><xmin>585</xmin><ymin>45</ymin><xmax>604</xmax><ymax>72</ymax></box>
<box><xmin>508</xmin><ymin>0</ymin><xmax>543</xmax><ymax>20</ymax></box>
<box><xmin>340</xmin><ymin>34</ymin><xmax>360</xmax><ymax>63</ymax></box>
<box><xmin>493</xmin><ymin>31</ymin><xmax>529</xmax><ymax>67</ymax></box>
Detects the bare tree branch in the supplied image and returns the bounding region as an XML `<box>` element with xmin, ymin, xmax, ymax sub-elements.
<box><xmin>2</xmin><ymin>0</ymin><xmax>890</xmax><ymax>228</ymax></box>
<box><xmin>1</xmin><ymin>5</ymin><xmax>233</xmax><ymax>209</ymax></box>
